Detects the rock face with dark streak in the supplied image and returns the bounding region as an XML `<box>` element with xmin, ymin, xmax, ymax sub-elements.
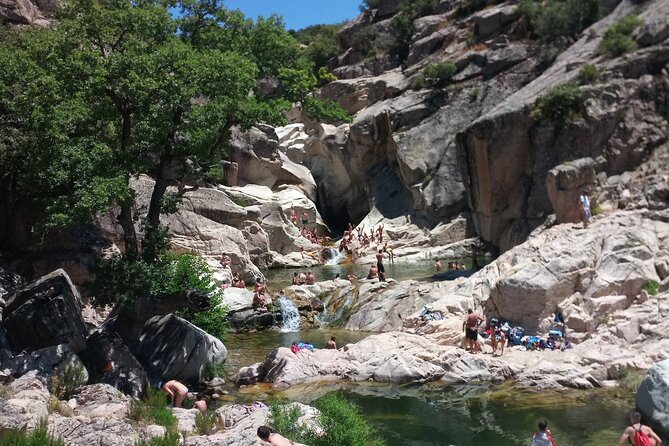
<box><xmin>3</xmin><ymin>269</ymin><xmax>88</xmax><ymax>353</ymax></box>
<box><xmin>456</xmin><ymin>0</ymin><xmax>669</xmax><ymax>251</ymax></box>
<box><xmin>134</xmin><ymin>314</ymin><xmax>227</xmax><ymax>383</ymax></box>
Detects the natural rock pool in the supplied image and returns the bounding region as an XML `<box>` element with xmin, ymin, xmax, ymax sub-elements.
<box><xmin>225</xmin><ymin>329</ymin><xmax>642</xmax><ymax>446</ymax></box>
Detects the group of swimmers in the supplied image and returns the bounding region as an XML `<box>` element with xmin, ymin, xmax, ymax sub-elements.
<box><xmin>291</xmin><ymin>270</ymin><xmax>316</xmax><ymax>285</ymax></box>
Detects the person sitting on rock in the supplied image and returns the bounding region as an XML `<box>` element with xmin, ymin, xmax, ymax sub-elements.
<box><xmin>232</xmin><ymin>272</ymin><xmax>245</xmax><ymax>288</ymax></box>
<box><xmin>347</xmin><ymin>273</ymin><xmax>358</xmax><ymax>282</ymax></box>
<box><xmin>297</xmin><ymin>271</ymin><xmax>307</xmax><ymax>285</ymax></box>
<box><xmin>327</xmin><ymin>336</ymin><xmax>337</xmax><ymax>349</ymax></box>
<box><xmin>255</xmin><ymin>277</ymin><xmax>268</xmax><ymax>295</ymax></box>
<box><xmin>160</xmin><ymin>380</ymin><xmax>189</xmax><ymax>408</ymax></box>
<box><xmin>257</xmin><ymin>426</ymin><xmax>292</xmax><ymax>446</ymax></box>
<box><xmin>218</xmin><ymin>254</ymin><xmax>231</xmax><ymax>269</ymax></box>
<box><xmin>367</xmin><ymin>264</ymin><xmax>379</xmax><ymax>279</ymax></box>
<box><xmin>220</xmin><ymin>279</ymin><xmax>230</xmax><ymax>289</ymax></box>
<box><xmin>291</xmin><ymin>272</ymin><xmax>299</xmax><ymax>285</ymax></box>
<box><xmin>194</xmin><ymin>400</ymin><xmax>207</xmax><ymax>414</ymax></box>
<box><xmin>305</xmin><ymin>271</ymin><xmax>315</xmax><ymax>285</ymax></box>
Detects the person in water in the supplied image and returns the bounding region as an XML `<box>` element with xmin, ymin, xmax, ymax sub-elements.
<box><xmin>327</xmin><ymin>336</ymin><xmax>337</xmax><ymax>349</ymax></box>
<box><xmin>530</xmin><ymin>419</ymin><xmax>557</xmax><ymax>446</ymax></box>
<box><xmin>618</xmin><ymin>410</ymin><xmax>662</xmax><ymax>446</ymax></box>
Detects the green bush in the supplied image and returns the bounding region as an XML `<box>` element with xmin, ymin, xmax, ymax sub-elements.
<box><xmin>50</xmin><ymin>360</ymin><xmax>87</xmax><ymax>400</ymax></box>
<box><xmin>642</xmin><ymin>280</ymin><xmax>659</xmax><ymax>296</ymax></box>
<box><xmin>518</xmin><ymin>0</ymin><xmax>600</xmax><ymax>42</ymax></box>
<box><xmin>194</xmin><ymin>410</ymin><xmax>217</xmax><ymax>435</ymax></box>
<box><xmin>388</xmin><ymin>0</ymin><xmax>439</xmax><ymax>60</ymax></box>
<box><xmin>129</xmin><ymin>388</ymin><xmax>177</xmax><ymax>429</ymax></box>
<box><xmin>423</xmin><ymin>62</ymin><xmax>457</xmax><ymax>85</ymax></box>
<box><xmin>270</xmin><ymin>395</ymin><xmax>386</xmax><ymax>446</ymax></box>
<box><xmin>618</xmin><ymin>367</ymin><xmax>646</xmax><ymax>393</ymax></box>
<box><xmin>531</xmin><ymin>82</ymin><xmax>583</xmax><ymax>126</ymax></box>
<box><xmin>134</xmin><ymin>431</ymin><xmax>180</xmax><ymax>446</ymax></box>
<box><xmin>598</xmin><ymin>15</ymin><xmax>642</xmax><ymax>58</ymax></box>
<box><xmin>0</xmin><ymin>420</ymin><xmax>65</xmax><ymax>446</ymax></box>
<box><xmin>94</xmin><ymin>251</ymin><xmax>229</xmax><ymax>341</ymax></box>
<box><xmin>204</xmin><ymin>362</ymin><xmax>227</xmax><ymax>380</ymax></box>
<box><xmin>317</xmin><ymin>67</ymin><xmax>337</xmax><ymax>86</ymax></box>
<box><xmin>312</xmin><ymin>395</ymin><xmax>386</xmax><ymax>446</ymax></box>
<box><xmin>302</xmin><ymin>97</ymin><xmax>353</xmax><ymax>124</ymax></box>
<box><xmin>578</xmin><ymin>64</ymin><xmax>600</xmax><ymax>84</ymax></box>
<box><xmin>269</xmin><ymin>403</ymin><xmax>311</xmax><ymax>443</ymax></box>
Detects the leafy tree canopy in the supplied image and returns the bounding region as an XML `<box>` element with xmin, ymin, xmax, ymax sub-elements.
<box><xmin>0</xmin><ymin>0</ymin><xmax>310</xmax><ymax>256</ymax></box>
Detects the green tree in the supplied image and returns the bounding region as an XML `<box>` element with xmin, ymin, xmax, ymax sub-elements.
<box><xmin>0</xmin><ymin>0</ymin><xmax>317</xmax><ymax>337</ymax></box>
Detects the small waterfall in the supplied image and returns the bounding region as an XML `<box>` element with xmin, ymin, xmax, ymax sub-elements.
<box><xmin>323</xmin><ymin>247</ymin><xmax>341</xmax><ymax>265</ymax></box>
<box><xmin>277</xmin><ymin>296</ymin><xmax>301</xmax><ymax>332</ymax></box>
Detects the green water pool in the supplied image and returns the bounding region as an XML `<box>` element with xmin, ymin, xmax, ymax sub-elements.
<box><xmin>223</xmin><ymin>329</ymin><xmax>658</xmax><ymax>446</ymax></box>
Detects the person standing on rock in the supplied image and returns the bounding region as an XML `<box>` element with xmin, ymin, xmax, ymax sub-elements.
<box><xmin>160</xmin><ymin>380</ymin><xmax>189</xmax><ymax>408</ymax></box>
<box><xmin>301</xmin><ymin>211</ymin><xmax>309</xmax><ymax>229</ymax></box>
<box><xmin>618</xmin><ymin>410</ymin><xmax>662</xmax><ymax>446</ymax></box>
<box><xmin>578</xmin><ymin>190</ymin><xmax>591</xmax><ymax>228</ymax></box>
<box><xmin>530</xmin><ymin>419</ymin><xmax>557</xmax><ymax>446</ymax></box>
<box><xmin>462</xmin><ymin>309</ymin><xmax>482</xmax><ymax>353</ymax></box>
<box><xmin>289</xmin><ymin>207</ymin><xmax>297</xmax><ymax>226</ymax></box>
<box><xmin>376</xmin><ymin>249</ymin><xmax>386</xmax><ymax>281</ymax></box>
<box><xmin>257</xmin><ymin>426</ymin><xmax>293</xmax><ymax>446</ymax></box>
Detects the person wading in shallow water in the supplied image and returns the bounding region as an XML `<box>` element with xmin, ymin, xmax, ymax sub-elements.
<box><xmin>376</xmin><ymin>249</ymin><xmax>386</xmax><ymax>281</ymax></box>
<box><xmin>618</xmin><ymin>411</ymin><xmax>662</xmax><ymax>446</ymax></box>
<box><xmin>530</xmin><ymin>419</ymin><xmax>557</xmax><ymax>446</ymax></box>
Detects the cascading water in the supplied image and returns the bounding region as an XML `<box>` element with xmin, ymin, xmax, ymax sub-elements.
<box><xmin>323</xmin><ymin>247</ymin><xmax>342</xmax><ymax>265</ymax></box>
<box><xmin>277</xmin><ymin>296</ymin><xmax>301</xmax><ymax>332</ymax></box>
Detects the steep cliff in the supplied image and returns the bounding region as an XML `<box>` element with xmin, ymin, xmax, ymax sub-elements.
<box><xmin>305</xmin><ymin>0</ymin><xmax>669</xmax><ymax>250</ymax></box>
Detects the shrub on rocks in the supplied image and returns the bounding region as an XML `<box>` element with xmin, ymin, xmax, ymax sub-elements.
<box><xmin>578</xmin><ymin>64</ymin><xmax>600</xmax><ymax>84</ymax></box>
<box><xmin>270</xmin><ymin>395</ymin><xmax>385</xmax><ymax>446</ymax></box>
<box><xmin>129</xmin><ymin>388</ymin><xmax>177</xmax><ymax>430</ymax></box>
<box><xmin>0</xmin><ymin>420</ymin><xmax>65</xmax><ymax>446</ymax></box>
<box><xmin>134</xmin><ymin>430</ymin><xmax>180</xmax><ymax>446</ymax></box>
<box><xmin>531</xmin><ymin>82</ymin><xmax>583</xmax><ymax>126</ymax></box>
<box><xmin>518</xmin><ymin>0</ymin><xmax>600</xmax><ymax>42</ymax></box>
<box><xmin>598</xmin><ymin>15</ymin><xmax>642</xmax><ymax>58</ymax></box>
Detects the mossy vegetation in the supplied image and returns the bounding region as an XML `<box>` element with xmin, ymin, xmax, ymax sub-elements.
<box><xmin>578</xmin><ymin>64</ymin><xmax>600</xmax><ymax>84</ymax></box>
<box><xmin>129</xmin><ymin>388</ymin><xmax>177</xmax><ymax>429</ymax></box>
<box><xmin>270</xmin><ymin>395</ymin><xmax>386</xmax><ymax>446</ymax></box>
<box><xmin>641</xmin><ymin>280</ymin><xmax>659</xmax><ymax>296</ymax></box>
<box><xmin>134</xmin><ymin>431</ymin><xmax>180</xmax><ymax>446</ymax></box>
<box><xmin>531</xmin><ymin>82</ymin><xmax>583</xmax><ymax>126</ymax></box>
<box><xmin>194</xmin><ymin>410</ymin><xmax>218</xmax><ymax>435</ymax></box>
<box><xmin>517</xmin><ymin>0</ymin><xmax>600</xmax><ymax>41</ymax></box>
<box><xmin>302</xmin><ymin>97</ymin><xmax>353</xmax><ymax>124</ymax></box>
<box><xmin>618</xmin><ymin>367</ymin><xmax>647</xmax><ymax>393</ymax></box>
<box><xmin>598</xmin><ymin>14</ymin><xmax>642</xmax><ymax>58</ymax></box>
<box><xmin>0</xmin><ymin>420</ymin><xmax>65</xmax><ymax>446</ymax></box>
